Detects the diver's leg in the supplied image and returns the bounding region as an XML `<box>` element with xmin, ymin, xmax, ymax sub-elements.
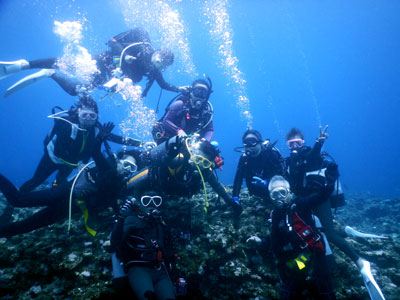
<box><xmin>280</xmin><ymin>271</ymin><xmax>306</xmax><ymax>300</ymax></box>
<box><xmin>20</xmin><ymin>152</ymin><xmax>58</xmax><ymax>193</ymax></box>
<box><xmin>15</xmin><ymin>185</ymin><xmax>69</xmax><ymax>208</ymax></box>
<box><xmin>55</xmin><ymin>165</ymin><xmax>74</xmax><ymax>185</ymax></box>
<box><xmin>313</xmin><ymin>254</ymin><xmax>336</xmax><ymax>300</ymax></box>
<box><xmin>28</xmin><ymin>58</ymin><xmax>58</xmax><ymax>69</ymax></box>
<box><xmin>0</xmin><ymin>174</ymin><xmax>19</xmax><ymax>204</ymax></box>
<box><xmin>127</xmin><ymin>266</ymin><xmax>156</xmax><ymax>300</ymax></box>
<box><xmin>313</xmin><ymin>200</ymin><xmax>360</xmax><ymax>263</ymax></box>
<box><xmin>0</xmin><ymin>204</ymin><xmax>65</xmax><ymax>238</ymax></box>
<box><xmin>153</xmin><ymin>267</ymin><xmax>176</xmax><ymax>300</ymax></box>
<box><xmin>50</xmin><ymin>73</ymin><xmax>79</xmax><ymax>96</ymax></box>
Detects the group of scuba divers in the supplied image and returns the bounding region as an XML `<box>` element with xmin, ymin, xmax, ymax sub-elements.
<box><xmin>0</xmin><ymin>27</ymin><xmax>388</xmax><ymax>300</ymax></box>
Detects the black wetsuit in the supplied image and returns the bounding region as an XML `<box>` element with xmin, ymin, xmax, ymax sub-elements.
<box><xmin>0</xmin><ymin>156</ymin><xmax>125</xmax><ymax>238</ymax></box>
<box><xmin>19</xmin><ymin>113</ymin><xmax>101</xmax><ymax>193</ymax></box>
<box><xmin>286</xmin><ymin>142</ymin><xmax>360</xmax><ymax>264</ymax></box>
<box><xmin>111</xmin><ymin>209</ymin><xmax>176</xmax><ymax>300</ymax></box>
<box><xmin>232</xmin><ymin>142</ymin><xmax>285</xmax><ymax>199</ymax></box>
<box><xmin>28</xmin><ymin>28</ymin><xmax>179</xmax><ymax>97</ymax></box>
<box><xmin>269</xmin><ymin>191</ymin><xmax>336</xmax><ymax>299</ymax></box>
<box><xmin>126</xmin><ymin>137</ymin><xmax>239</xmax><ymax>211</ymax></box>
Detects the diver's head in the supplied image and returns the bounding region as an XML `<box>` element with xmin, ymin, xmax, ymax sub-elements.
<box><xmin>77</xmin><ymin>95</ymin><xmax>98</xmax><ymax>128</ymax></box>
<box><xmin>151</xmin><ymin>48</ymin><xmax>174</xmax><ymax>71</ymax></box>
<box><xmin>242</xmin><ymin>129</ymin><xmax>262</xmax><ymax>158</ymax></box>
<box><xmin>268</xmin><ymin>175</ymin><xmax>292</xmax><ymax>206</ymax></box>
<box><xmin>190</xmin><ymin>79</ymin><xmax>211</xmax><ymax>111</ymax></box>
<box><xmin>116</xmin><ymin>154</ymin><xmax>137</xmax><ymax>179</ymax></box>
<box><xmin>187</xmin><ymin>137</ymin><xmax>217</xmax><ymax>170</ymax></box>
<box><xmin>286</xmin><ymin>127</ymin><xmax>304</xmax><ymax>153</ymax></box>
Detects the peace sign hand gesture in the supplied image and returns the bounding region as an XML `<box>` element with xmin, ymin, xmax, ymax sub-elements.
<box><xmin>317</xmin><ymin>125</ymin><xmax>329</xmax><ymax>143</ymax></box>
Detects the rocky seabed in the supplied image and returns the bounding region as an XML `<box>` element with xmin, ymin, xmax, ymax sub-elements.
<box><xmin>0</xmin><ymin>187</ymin><xmax>399</xmax><ymax>299</ymax></box>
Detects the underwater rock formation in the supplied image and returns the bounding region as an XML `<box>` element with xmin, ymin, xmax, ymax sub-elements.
<box><xmin>0</xmin><ymin>188</ymin><xmax>399</xmax><ymax>299</ymax></box>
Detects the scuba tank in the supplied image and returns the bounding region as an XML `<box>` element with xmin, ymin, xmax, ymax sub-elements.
<box><xmin>303</xmin><ymin>152</ymin><xmax>345</xmax><ymax>208</ymax></box>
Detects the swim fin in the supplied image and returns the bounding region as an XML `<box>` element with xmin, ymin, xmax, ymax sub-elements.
<box><xmin>0</xmin><ymin>59</ymin><xmax>29</xmax><ymax>79</ymax></box>
<box><xmin>359</xmin><ymin>260</ymin><xmax>385</xmax><ymax>300</ymax></box>
<box><xmin>4</xmin><ymin>69</ymin><xmax>55</xmax><ymax>98</ymax></box>
<box><xmin>345</xmin><ymin>226</ymin><xmax>388</xmax><ymax>239</ymax></box>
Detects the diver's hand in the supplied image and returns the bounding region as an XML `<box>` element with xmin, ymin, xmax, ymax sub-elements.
<box><xmin>231</xmin><ymin>198</ymin><xmax>243</xmax><ymax>215</ymax></box>
<box><xmin>119</xmin><ymin>197</ymin><xmax>137</xmax><ymax>218</ymax></box>
<box><xmin>246</xmin><ymin>236</ymin><xmax>262</xmax><ymax>247</ymax></box>
<box><xmin>98</xmin><ymin>122</ymin><xmax>115</xmax><ymax>141</ymax></box>
<box><xmin>124</xmin><ymin>55</ymin><xmax>136</xmax><ymax>64</ymax></box>
<box><xmin>111</xmin><ymin>67</ymin><xmax>123</xmax><ymax>78</ymax></box>
<box><xmin>178</xmin><ymin>85</ymin><xmax>191</xmax><ymax>95</ymax></box>
<box><xmin>177</xmin><ymin>129</ymin><xmax>187</xmax><ymax>139</ymax></box>
<box><xmin>317</xmin><ymin>125</ymin><xmax>329</xmax><ymax>143</ymax></box>
<box><xmin>325</xmin><ymin>162</ymin><xmax>339</xmax><ymax>185</ymax></box>
<box><xmin>251</xmin><ymin>176</ymin><xmax>268</xmax><ymax>189</ymax></box>
<box><xmin>232</xmin><ymin>196</ymin><xmax>240</xmax><ymax>205</ymax></box>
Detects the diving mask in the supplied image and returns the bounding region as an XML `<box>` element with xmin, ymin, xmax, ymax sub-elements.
<box><xmin>270</xmin><ymin>187</ymin><xmax>290</xmax><ymax>202</ymax></box>
<box><xmin>121</xmin><ymin>159</ymin><xmax>137</xmax><ymax>173</ymax></box>
<box><xmin>243</xmin><ymin>138</ymin><xmax>260</xmax><ymax>149</ymax></box>
<box><xmin>192</xmin><ymin>155</ymin><xmax>214</xmax><ymax>169</ymax></box>
<box><xmin>287</xmin><ymin>138</ymin><xmax>304</xmax><ymax>150</ymax></box>
<box><xmin>192</xmin><ymin>85</ymin><xmax>210</xmax><ymax>99</ymax></box>
<box><xmin>78</xmin><ymin>110</ymin><xmax>98</xmax><ymax>121</ymax></box>
<box><xmin>140</xmin><ymin>195</ymin><xmax>163</xmax><ymax>208</ymax></box>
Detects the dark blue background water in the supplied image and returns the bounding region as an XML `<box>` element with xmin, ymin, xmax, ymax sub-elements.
<box><xmin>0</xmin><ymin>0</ymin><xmax>399</xmax><ymax>197</ymax></box>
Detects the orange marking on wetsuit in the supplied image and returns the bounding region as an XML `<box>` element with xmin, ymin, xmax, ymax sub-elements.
<box><xmin>127</xmin><ymin>169</ymin><xmax>149</xmax><ymax>185</ymax></box>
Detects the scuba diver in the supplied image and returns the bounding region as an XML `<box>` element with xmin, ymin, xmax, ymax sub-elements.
<box><xmin>285</xmin><ymin>126</ymin><xmax>386</xmax><ymax>300</ymax></box>
<box><xmin>232</xmin><ymin>129</ymin><xmax>285</xmax><ymax>203</ymax></box>
<box><xmin>152</xmin><ymin>77</ymin><xmax>214</xmax><ymax>145</ymax></box>
<box><xmin>0</xmin><ymin>150</ymin><xmax>138</xmax><ymax>238</ymax></box>
<box><xmin>247</xmin><ymin>176</ymin><xmax>336</xmax><ymax>300</ymax></box>
<box><xmin>20</xmin><ymin>95</ymin><xmax>103</xmax><ymax>193</ymax></box>
<box><xmin>126</xmin><ymin>134</ymin><xmax>242</xmax><ymax>215</ymax></box>
<box><xmin>1</xmin><ymin>27</ymin><xmax>186</xmax><ymax>98</ymax></box>
<box><xmin>110</xmin><ymin>189</ymin><xmax>177</xmax><ymax>300</ymax></box>
<box><xmin>17</xmin><ymin>95</ymin><xmax>141</xmax><ymax>194</ymax></box>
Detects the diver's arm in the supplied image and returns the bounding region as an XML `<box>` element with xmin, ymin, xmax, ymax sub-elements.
<box><xmin>142</xmin><ymin>78</ymin><xmax>155</xmax><ymax>98</ymax></box>
<box><xmin>162</xmin><ymin>101</ymin><xmax>185</xmax><ymax>134</ymax></box>
<box><xmin>298</xmin><ymin>184</ymin><xmax>334</xmax><ymax>207</ymax></box>
<box><xmin>107</xmin><ymin>133</ymin><xmax>142</xmax><ymax>147</ymax></box>
<box><xmin>271</xmin><ymin>147</ymin><xmax>286</xmax><ymax>176</ymax></box>
<box><xmin>153</xmin><ymin>70</ymin><xmax>180</xmax><ymax>93</ymax></box>
<box><xmin>91</xmin><ymin>146</ymin><xmax>109</xmax><ymax>172</ymax></box>
<box><xmin>202</xmin><ymin>120</ymin><xmax>214</xmax><ymax>142</ymax></box>
<box><xmin>311</xmin><ymin>139</ymin><xmax>324</xmax><ymax>157</ymax></box>
<box><xmin>232</xmin><ymin>156</ymin><xmax>246</xmax><ymax>197</ymax></box>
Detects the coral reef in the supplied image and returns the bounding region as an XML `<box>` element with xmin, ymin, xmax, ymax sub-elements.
<box><xmin>0</xmin><ymin>188</ymin><xmax>399</xmax><ymax>299</ymax></box>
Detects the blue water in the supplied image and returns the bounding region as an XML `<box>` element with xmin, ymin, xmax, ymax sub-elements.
<box><xmin>0</xmin><ymin>0</ymin><xmax>399</xmax><ymax>197</ymax></box>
